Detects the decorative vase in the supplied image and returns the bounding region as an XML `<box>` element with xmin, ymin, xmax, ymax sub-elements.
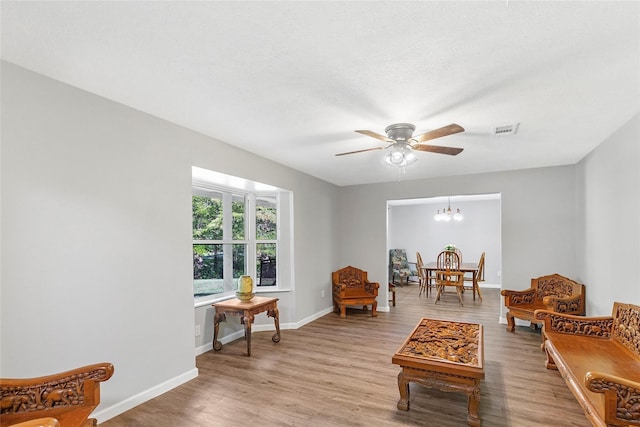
<box><xmin>236</xmin><ymin>275</ymin><xmax>254</xmax><ymax>302</ymax></box>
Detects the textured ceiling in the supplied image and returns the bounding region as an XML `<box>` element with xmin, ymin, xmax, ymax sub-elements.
<box><xmin>2</xmin><ymin>1</ymin><xmax>639</xmax><ymax>186</ymax></box>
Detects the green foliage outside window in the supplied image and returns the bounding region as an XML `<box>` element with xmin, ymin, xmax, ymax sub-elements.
<box><xmin>192</xmin><ymin>195</ymin><xmax>246</xmax><ymax>281</ymax></box>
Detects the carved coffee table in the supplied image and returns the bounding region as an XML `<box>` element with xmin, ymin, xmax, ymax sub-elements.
<box><xmin>392</xmin><ymin>318</ymin><xmax>485</xmax><ymax>426</ymax></box>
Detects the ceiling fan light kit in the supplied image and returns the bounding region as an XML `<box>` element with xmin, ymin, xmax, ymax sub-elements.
<box><xmin>337</xmin><ymin>122</ymin><xmax>465</xmax><ymax>170</ymax></box>
<box><xmin>385</xmin><ymin>142</ymin><xmax>416</xmax><ymax>167</ymax></box>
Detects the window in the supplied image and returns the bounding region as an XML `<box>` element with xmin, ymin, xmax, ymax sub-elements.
<box><xmin>192</xmin><ymin>167</ymin><xmax>292</xmax><ymax>305</ymax></box>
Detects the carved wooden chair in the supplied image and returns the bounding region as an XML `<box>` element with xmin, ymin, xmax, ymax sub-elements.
<box><xmin>332</xmin><ymin>266</ymin><xmax>379</xmax><ymax>318</ymax></box>
<box><xmin>0</xmin><ymin>363</ymin><xmax>114</xmax><ymax>427</ymax></box>
<box><xmin>389</xmin><ymin>249</ymin><xmax>418</xmax><ymax>286</ymax></box>
<box><xmin>501</xmin><ymin>273</ymin><xmax>585</xmax><ymax>332</ymax></box>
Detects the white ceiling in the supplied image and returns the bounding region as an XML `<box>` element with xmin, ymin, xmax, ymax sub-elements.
<box><xmin>2</xmin><ymin>1</ymin><xmax>638</xmax><ymax>187</ymax></box>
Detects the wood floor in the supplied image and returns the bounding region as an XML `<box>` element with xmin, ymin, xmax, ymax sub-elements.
<box><xmin>101</xmin><ymin>286</ymin><xmax>590</xmax><ymax>426</ymax></box>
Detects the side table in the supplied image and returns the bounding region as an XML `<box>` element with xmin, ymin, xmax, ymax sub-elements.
<box><xmin>212</xmin><ymin>296</ymin><xmax>280</xmax><ymax>356</ymax></box>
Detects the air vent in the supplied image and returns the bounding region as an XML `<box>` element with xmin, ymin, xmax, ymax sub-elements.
<box><xmin>493</xmin><ymin>123</ymin><xmax>520</xmax><ymax>136</ymax></box>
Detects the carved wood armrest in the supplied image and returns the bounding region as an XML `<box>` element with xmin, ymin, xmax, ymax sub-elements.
<box><xmin>542</xmin><ymin>294</ymin><xmax>585</xmax><ymax>314</ymax></box>
<box><xmin>332</xmin><ymin>283</ymin><xmax>346</xmax><ymax>296</ymax></box>
<box><xmin>500</xmin><ymin>287</ymin><xmax>536</xmax><ymax>305</ymax></box>
<box><xmin>0</xmin><ymin>363</ymin><xmax>114</xmax><ymax>427</ymax></box>
<box><xmin>364</xmin><ymin>281</ymin><xmax>380</xmax><ymax>295</ymax></box>
<box><xmin>534</xmin><ymin>310</ymin><xmax>613</xmax><ymax>337</ymax></box>
<box><xmin>585</xmin><ymin>371</ymin><xmax>640</xmax><ymax>426</ymax></box>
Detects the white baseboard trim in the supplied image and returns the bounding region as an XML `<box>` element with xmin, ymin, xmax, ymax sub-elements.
<box><xmin>479</xmin><ymin>283</ymin><xmax>501</xmax><ymax>289</ymax></box>
<box><xmin>93</xmin><ymin>367</ymin><xmax>198</xmax><ymax>424</ymax></box>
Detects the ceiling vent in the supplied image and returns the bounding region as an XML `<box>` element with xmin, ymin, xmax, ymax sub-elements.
<box><xmin>493</xmin><ymin>123</ymin><xmax>520</xmax><ymax>136</ymax></box>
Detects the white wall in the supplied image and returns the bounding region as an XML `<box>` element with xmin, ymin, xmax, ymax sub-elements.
<box><xmin>388</xmin><ymin>197</ymin><xmax>502</xmax><ymax>286</ymax></box>
<box><xmin>576</xmin><ymin>113</ymin><xmax>640</xmax><ymax>315</ymax></box>
<box><xmin>0</xmin><ymin>61</ymin><xmax>339</xmax><ymax>420</ymax></box>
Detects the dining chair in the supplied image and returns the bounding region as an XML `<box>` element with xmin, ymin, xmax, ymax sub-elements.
<box><xmin>434</xmin><ymin>250</ymin><xmax>463</xmax><ymax>304</ymax></box>
<box><xmin>464</xmin><ymin>252</ymin><xmax>485</xmax><ymax>290</ymax></box>
<box><xmin>416</xmin><ymin>251</ymin><xmax>429</xmax><ymax>296</ymax></box>
<box><xmin>434</xmin><ymin>268</ymin><xmax>465</xmax><ymax>305</ymax></box>
<box><xmin>436</xmin><ymin>250</ymin><xmax>460</xmax><ymax>270</ymax></box>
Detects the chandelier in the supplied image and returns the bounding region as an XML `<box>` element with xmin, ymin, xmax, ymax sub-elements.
<box><xmin>434</xmin><ymin>197</ymin><xmax>463</xmax><ymax>222</ymax></box>
<box><xmin>385</xmin><ymin>143</ymin><xmax>416</xmax><ymax>167</ymax></box>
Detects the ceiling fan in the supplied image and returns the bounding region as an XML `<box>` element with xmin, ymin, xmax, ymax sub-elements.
<box><xmin>336</xmin><ymin>123</ymin><xmax>465</xmax><ymax>167</ymax></box>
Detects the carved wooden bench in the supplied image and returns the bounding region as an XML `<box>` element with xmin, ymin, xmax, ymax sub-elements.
<box><xmin>501</xmin><ymin>273</ymin><xmax>585</xmax><ymax>331</ymax></box>
<box><xmin>0</xmin><ymin>363</ymin><xmax>114</xmax><ymax>427</ymax></box>
<box><xmin>535</xmin><ymin>302</ymin><xmax>640</xmax><ymax>426</ymax></box>
<box><xmin>332</xmin><ymin>266</ymin><xmax>379</xmax><ymax>318</ymax></box>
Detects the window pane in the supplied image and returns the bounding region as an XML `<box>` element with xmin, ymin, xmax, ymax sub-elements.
<box><xmin>256</xmin><ymin>243</ymin><xmax>276</xmax><ymax>286</ymax></box>
<box><xmin>193</xmin><ymin>244</ymin><xmax>223</xmax><ymax>297</ymax></box>
<box><xmin>232</xmin><ymin>194</ymin><xmax>245</xmax><ymax>240</ymax></box>
<box><xmin>193</xmin><ymin>244</ymin><xmax>247</xmax><ymax>296</ymax></box>
<box><xmin>256</xmin><ymin>195</ymin><xmax>277</xmax><ymax>240</ymax></box>
<box><xmin>232</xmin><ymin>243</ymin><xmax>246</xmax><ymax>279</ymax></box>
<box><xmin>192</xmin><ymin>194</ymin><xmax>223</xmax><ymax>240</ymax></box>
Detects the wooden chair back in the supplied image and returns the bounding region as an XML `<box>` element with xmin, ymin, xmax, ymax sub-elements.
<box><xmin>476</xmin><ymin>252</ymin><xmax>485</xmax><ymax>282</ymax></box>
<box><xmin>416</xmin><ymin>251</ymin><xmax>428</xmax><ymax>296</ymax></box>
<box><xmin>464</xmin><ymin>252</ymin><xmax>485</xmax><ymax>285</ymax></box>
<box><xmin>416</xmin><ymin>251</ymin><xmax>424</xmax><ymax>279</ymax></box>
<box><xmin>436</xmin><ymin>250</ymin><xmax>460</xmax><ymax>271</ymax></box>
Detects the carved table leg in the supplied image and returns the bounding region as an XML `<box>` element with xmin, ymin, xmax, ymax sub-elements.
<box><xmin>397</xmin><ymin>371</ymin><xmax>410</xmax><ymax>410</ymax></box>
<box><xmin>467</xmin><ymin>385</ymin><xmax>481</xmax><ymax>427</ymax></box>
<box><xmin>213</xmin><ymin>312</ymin><xmax>225</xmax><ymax>351</ymax></box>
<box><xmin>243</xmin><ymin>315</ymin><xmax>254</xmax><ymax>357</ymax></box>
<box><xmin>268</xmin><ymin>306</ymin><xmax>281</xmax><ymax>343</ymax></box>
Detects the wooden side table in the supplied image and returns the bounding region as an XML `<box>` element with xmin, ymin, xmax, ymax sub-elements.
<box><xmin>212</xmin><ymin>296</ymin><xmax>280</xmax><ymax>356</ymax></box>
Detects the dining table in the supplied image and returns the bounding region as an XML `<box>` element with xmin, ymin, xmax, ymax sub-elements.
<box><xmin>422</xmin><ymin>262</ymin><xmax>483</xmax><ymax>301</ymax></box>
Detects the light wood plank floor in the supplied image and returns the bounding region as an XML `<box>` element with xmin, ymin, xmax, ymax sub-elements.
<box><xmin>102</xmin><ymin>286</ymin><xmax>589</xmax><ymax>426</ymax></box>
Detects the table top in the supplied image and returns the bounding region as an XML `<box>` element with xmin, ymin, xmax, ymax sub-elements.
<box><xmin>423</xmin><ymin>262</ymin><xmax>478</xmax><ymax>271</ymax></box>
<box><xmin>392</xmin><ymin>318</ymin><xmax>484</xmax><ymax>375</ymax></box>
<box><xmin>212</xmin><ymin>296</ymin><xmax>278</xmax><ymax>310</ymax></box>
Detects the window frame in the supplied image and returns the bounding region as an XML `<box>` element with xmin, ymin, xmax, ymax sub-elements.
<box><xmin>192</xmin><ymin>173</ymin><xmax>289</xmax><ymax>308</ymax></box>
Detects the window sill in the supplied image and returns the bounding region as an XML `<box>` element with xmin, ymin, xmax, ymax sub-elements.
<box><xmin>194</xmin><ymin>288</ymin><xmax>291</xmax><ymax>308</ymax></box>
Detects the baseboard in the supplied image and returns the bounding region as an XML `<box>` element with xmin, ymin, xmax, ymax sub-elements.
<box><xmin>479</xmin><ymin>282</ymin><xmax>501</xmax><ymax>289</ymax></box>
<box><xmin>93</xmin><ymin>367</ymin><xmax>199</xmax><ymax>423</ymax></box>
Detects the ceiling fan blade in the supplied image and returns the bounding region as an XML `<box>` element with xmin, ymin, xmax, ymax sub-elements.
<box><xmin>355</xmin><ymin>129</ymin><xmax>394</xmax><ymax>143</ymax></box>
<box><xmin>412</xmin><ymin>144</ymin><xmax>464</xmax><ymax>156</ymax></box>
<box><xmin>411</xmin><ymin>123</ymin><xmax>465</xmax><ymax>143</ymax></box>
<box><xmin>335</xmin><ymin>146</ymin><xmax>384</xmax><ymax>156</ymax></box>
